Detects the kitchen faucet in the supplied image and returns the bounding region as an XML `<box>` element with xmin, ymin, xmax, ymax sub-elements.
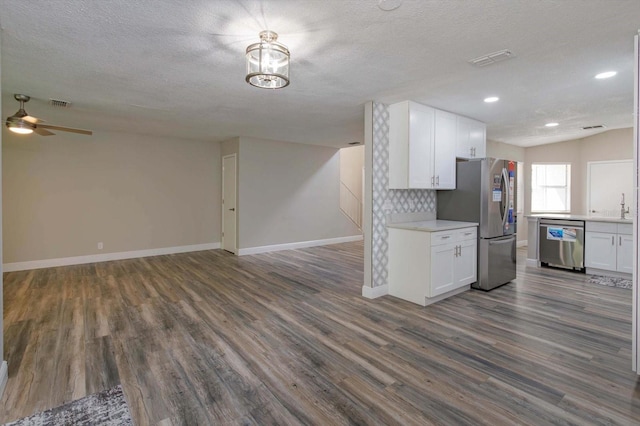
<box><xmin>621</xmin><ymin>193</ymin><xmax>629</xmax><ymax>219</ymax></box>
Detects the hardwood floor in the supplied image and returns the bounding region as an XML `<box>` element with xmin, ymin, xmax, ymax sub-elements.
<box><xmin>1</xmin><ymin>242</ymin><xmax>639</xmax><ymax>425</ymax></box>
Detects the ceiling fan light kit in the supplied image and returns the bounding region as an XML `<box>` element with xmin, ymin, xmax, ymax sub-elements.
<box><xmin>246</xmin><ymin>30</ymin><xmax>290</xmax><ymax>89</ymax></box>
<box><xmin>5</xmin><ymin>93</ymin><xmax>92</xmax><ymax>136</ymax></box>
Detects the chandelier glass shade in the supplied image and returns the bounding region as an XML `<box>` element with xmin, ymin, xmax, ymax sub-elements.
<box><xmin>246</xmin><ymin>31</ymin><xmax>290</xmax><ymax>89</ymax></box>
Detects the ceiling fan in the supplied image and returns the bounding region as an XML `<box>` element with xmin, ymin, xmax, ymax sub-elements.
<box><xmin>5</xmin><ymin>94</ymin><xmax>92</xmax><ymax>136</ymax></box>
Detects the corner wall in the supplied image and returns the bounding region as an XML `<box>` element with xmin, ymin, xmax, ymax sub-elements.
<box><xmin>2</xmin><ymin>130</ymin><xmax>221</xmax><ymax>266</ymax></box>
<box><xmin>524</xmin><ymin>128</ymin><xmax>633</xmax><ymax>216</ymax></box>
<box><xmin>236</xmin><ymin>136</ymin><xmax>361</xmax><ymax>252</ymax></box>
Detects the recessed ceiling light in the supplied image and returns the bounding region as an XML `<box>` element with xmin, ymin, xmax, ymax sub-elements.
<box><xmin>545</xmin><ymin>122</ymin><xmax>559</xmax><ymax>127</ymax></box>
<box><xmin>378</xmin><ymin>0</ymin><xmax>403</xmax><ymax>11</ymax></box>
<box><xmin>595</xmin><ymin>71</ymin><xmax>617</xmax><ymax>79</ymax></box>
<box><xmin>484</xmin><ymin>96</ymin><xmax>499</xmax><ymax>103</ymax></box>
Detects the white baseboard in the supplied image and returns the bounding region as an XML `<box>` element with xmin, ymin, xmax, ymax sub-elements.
<box><xmin>237</xmin><ymin>235</ymin><xmax>363</xmax><ymax>256</ymax></box>
<box><xmin>362</xmin><ymin>284</ymin><xmax>388</xmax><ymax>299</ymax></box>
<box><xmin>0</xmin><ymin>361</ymin><xmax>7</xmax><ymax>398</ymax></box>
<box><xmin>526</xmin><ymin>258</ymin><xmax>540</xmax><ymax>268</ymax></box>
<box><xmin>3</xmin><ymin>242</ymin><xmax>221</xmax><ymax>272</ymax></box>
<box><xmin>517</xmin><ymin>240</ymin><xmax>528</xmax><ymax>248</ymax></box>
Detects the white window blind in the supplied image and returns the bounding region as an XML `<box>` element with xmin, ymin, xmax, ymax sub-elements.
<box><xmin>531</xmin><ymin>163</ymin><xmax>571</xmax><ymax>213</ymax></box>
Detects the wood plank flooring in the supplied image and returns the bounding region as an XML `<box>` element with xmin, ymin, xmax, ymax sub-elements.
<box><xmin>1</xmin><ymin>242</ymin><xmax>639</xmax><ymax>425</ymax></box>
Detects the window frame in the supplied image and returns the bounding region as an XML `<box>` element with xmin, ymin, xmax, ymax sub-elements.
<box><xmin>530</xmin><ymin>162</ymin><xmax>572</xmax><ymax>214</ymax></box>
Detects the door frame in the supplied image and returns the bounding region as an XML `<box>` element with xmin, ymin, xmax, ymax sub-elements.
<box><xmin>222</xmin><ymin>154</ymin><xmax>237</xmax><ymax>254</ymax></box>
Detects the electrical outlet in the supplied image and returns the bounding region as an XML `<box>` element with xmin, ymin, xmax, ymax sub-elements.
<box><xmin>382</xmin><ymin>200</ymin><xmax>393</xmax><ymax>211</ymax></box>
<box><xmin>97</xmin><ymin>242</ymin><xmax>103</xmax><ymax>250</ymax></box>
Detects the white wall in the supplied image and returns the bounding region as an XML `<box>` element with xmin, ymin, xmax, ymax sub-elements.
<box><xmin>524</xmin><ymin>128</ymin><xmax>633</xmax><ymax>216</ymax></box>
<box><xmin>237</xmin><ymin>137</ymin><xmax>361</xmax><ymax>250</ymax></box>
<box><xmin>3</xmin><ymin>129</ymin><xmax>221</xmax><ymax>264</ymax></box>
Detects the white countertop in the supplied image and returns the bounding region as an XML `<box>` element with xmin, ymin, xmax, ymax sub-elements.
<box><xmin>527</xmin><ymin>214</ymin><xmax>632</xmax><ymax>224</ymax></box>
<box><xmin>387</xmin><ymin>220</ymin><xmax>479</xmax><ymax>232</ymax></box>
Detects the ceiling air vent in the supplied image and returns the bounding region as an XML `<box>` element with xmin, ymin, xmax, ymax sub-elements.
<box><xmin>49</xmin><ymin>98</ymin><xmax>71</xmax><ymax>108</ymax></box>
<box><xmin>469</xmin><ymin>49</ymin><xmax>513</xmax><ymax>67</ymax></box>
<box><xmin>582</xmin><ymin>125</ymin><xmax>606</xmax><ymax>130</ymax></box>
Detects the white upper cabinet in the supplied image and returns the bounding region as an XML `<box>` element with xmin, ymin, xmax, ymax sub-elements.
<box><xmin>456</xmin><ymin>116</ymin><xmax>486</xmax><ymax>159</ymax></box>
<box><xmin>434</xmin><ymin>110</ymin><xmax>457</xmax><ymax>189</ymax></box>
<box><xmin>389</xmin><ymin>101</ymin><xmax>435</xmax><ymax>189</ymax></box>
<box><xmin>388</xmin><ymin>101</ymin><xmax>457</xmax><ymax>189</ymax></box>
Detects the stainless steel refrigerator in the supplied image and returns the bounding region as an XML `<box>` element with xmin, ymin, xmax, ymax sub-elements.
<box><xmin>437</xmin><ymin>158</ymin><xmax>517</xmax><ymax>290</ymax></box>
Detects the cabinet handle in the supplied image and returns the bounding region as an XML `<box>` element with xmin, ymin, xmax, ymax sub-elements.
<box><xmin>436</xmin><ymin>175</ymin><xmax>439</xmax><ymax>185</ymax></box>
<box><xmin>470</xmin><ymin>147</ymin><xmax>473</xmax><ymax>157</ymax></box>
<box><xmin>431</xmin><ymin>176</ymin><xmax>434</xmax><ymax>186</ymax></box>
<box><xmin>612</xmin><ymin>236</ymin><xmax>615</xmax><ymax>245</ymax></box>
<box><xmin>441</xmin><ymin>235</ymin><xmax>450</xmax><ymax>239</ymax></box>
<box><xmin>619</xmin><ymin>236</ymin><xmax>622</xmax><ymax>246</ymax></box>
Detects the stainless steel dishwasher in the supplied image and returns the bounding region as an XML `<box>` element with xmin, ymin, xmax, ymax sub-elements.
<box><xmin>538</xmin><ymin>219</ymin><xmax>585</xmax><ymax>271</ymax></box>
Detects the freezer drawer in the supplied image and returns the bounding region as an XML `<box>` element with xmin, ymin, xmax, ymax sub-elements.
<box><xmin>477</xmin><ymin>235</ymin><xmax>516</xmax><ymax>291</ymax></box>
<box><xmin>538</xmin><ymin>220</ymin><xmax>585</xmax><ymax>270</ymax></box>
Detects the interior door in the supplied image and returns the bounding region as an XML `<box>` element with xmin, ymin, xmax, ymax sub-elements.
<box><xmin>222</xmin><ymin>154</ymin><xmax>237</xmax><ymax>254</ymax></box>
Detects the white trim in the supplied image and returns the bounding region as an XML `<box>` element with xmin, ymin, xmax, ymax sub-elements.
<box><xmin>362</xmin><ymin>284</ymin><xmax>388</xmax><ymax>299</ymax></box>
<box><xmin>517</xmin><ymin>240</ymin><xmax>528</xmax><ymax>248</ymax></box>
<box><xmin>3</xmin><ymin>242</ymin><xmax>221</xmax><ymax>272</ymax></box>
<box><xmin>0</xmin><ymin>361</ymin><xmax>7</xmax><ymax>397</ymax></box>
<box><xmin>423</xmin><ymin>285</ymin><xmax>469</xmax><ymax>306</ymax></box>
<box><xmin>526</xmin><ymin>259</ymin><xmax>540</xmax><ymax>268</ymax></box>
<box><xmin>238</xmin><ymin>235</ymin><xmax>363</xmax><ymax>256</ymax></box>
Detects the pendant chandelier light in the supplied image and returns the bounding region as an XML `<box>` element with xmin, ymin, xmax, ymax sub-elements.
<box><xmin>245</xmin><ymin>30</ymin><xmax>290</xmax><ymax>89</ymax></box>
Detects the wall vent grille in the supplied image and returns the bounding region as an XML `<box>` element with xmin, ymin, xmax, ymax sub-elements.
<box><xmin>49</xmin><ymin>99</ymin><xmax>71</xmax><ymax>108</ymax></box>
<box><xmin>582</xmin><ymin>125</ymin><xmax>606</xmax><ymax>130</ymax></box>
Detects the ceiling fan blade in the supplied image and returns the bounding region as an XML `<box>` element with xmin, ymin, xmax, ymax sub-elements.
<box><xmin>38</xmin><ymin>124</ymin><xmax>92</xmax><ymax>135</ymax></box>
<box><xmin>34</xmin><ymin>127</ymin><xmax>55</xmax><ymax>136</ymax></box>
<box><xmin>22</xmin><ymin>115</ymin><xmax>41</xmax><ymax>124</ymax></box>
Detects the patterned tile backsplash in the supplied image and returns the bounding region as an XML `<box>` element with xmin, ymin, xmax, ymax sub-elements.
<box><xmin>371</xmin><ymin>102</ymin><xmax>436</xmax><ymax>288</ymax></box>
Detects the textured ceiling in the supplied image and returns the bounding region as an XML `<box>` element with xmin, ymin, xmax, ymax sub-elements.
<box><xmin>0</xmin><ymin>0</ymin><xmax>639</xmax><ymax>148</ymax></box>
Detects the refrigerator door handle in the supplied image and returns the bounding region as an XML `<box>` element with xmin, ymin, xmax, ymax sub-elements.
<box><xmin>489</xmin><ymin>238</ymin><xmax>514</xmax><ymax>246</ymax></box>
<box><xmin>501</xmin><ymin>167</ymin><xmax>510</xmax><ymax>231</ymax></box>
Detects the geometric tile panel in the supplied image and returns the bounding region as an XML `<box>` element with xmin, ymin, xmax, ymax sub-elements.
<box><xmin>371</xmin><ymin>102</ymin><xmax>436</xmax><ymax>288</ymax></box>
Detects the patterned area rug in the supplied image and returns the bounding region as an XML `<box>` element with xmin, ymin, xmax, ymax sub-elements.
<box><xmin>5</xmin><ymin>385</ymin><xmax>132</xmax><ymax>426</ymax></box>
<box><xmin>588</xmin><ymin>275</ymin><xmax>633</xmax><ymax>289</ymax></box>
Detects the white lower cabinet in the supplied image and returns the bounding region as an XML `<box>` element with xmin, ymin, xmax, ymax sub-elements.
<box><xmin>389</xmin><ymin>226</ymin><xmax>477</xmax><ymax>306</ymax></box>
<box><xmin>617</xmin><ymin>233</ymin><xmax>633</xmax><ymax>274</ymax></box>
<box><xmin>585</xmin><ymin>221</ymin><xmax>632</xmax><ymax>274</ymax></box>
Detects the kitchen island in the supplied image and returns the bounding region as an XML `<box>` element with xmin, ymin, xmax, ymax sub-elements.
<box><xmin>527</xmin><ymin>214</ymin><xmax>633</xmax><ymax>277</ymax></box>
<box><xmin>387</xmin><ymin>219</ymin><xmax>479</xmax><ymax>306</ymax></box>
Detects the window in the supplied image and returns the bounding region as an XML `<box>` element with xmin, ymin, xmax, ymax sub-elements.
<box><xmin>531</xmin><ymin>163</ymin><xmax>571</xmax><ymax>212</ymax></box>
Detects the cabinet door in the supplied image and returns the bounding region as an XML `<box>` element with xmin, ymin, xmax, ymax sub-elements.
<box><xmin>430</xmin><ymin>243</ymin><xmax>456</xmax><ymax>297</ymax></box>
<box><xmin>468</xmin><ymin>119</ymin><xmax>486</xmax><ymax>158</ymax></box>
<box><xmin>434</xmin><ymin>110</ymin><xmax>457</xmax><ymax>189</ymax></box>
<box><xmin>585</xmin><ymin>232</ymin><xmax>617</xmax><ymax>271</ymax></box>
<box><xmin>455</xmin><ymin>116</ymin><xmax>472</xmax><ymax>159</ymax></box>
<box><xmin>455</xmin><ymin>239</ymin><xmax>477</xmax><ymax>286</ymax></box>
<box><xmin>408</xmin><ymin>103</ymin><xmax>435</xmax><ymax>188</ymax></box>
<box><xmin>617</xmin><ymin>234</ymin><xmax>634</xmax><ymax>274</ymax></box>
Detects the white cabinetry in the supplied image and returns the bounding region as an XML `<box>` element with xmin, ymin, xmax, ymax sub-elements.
<box><xmin>388</xmin><ymin>101</ymin><xmax>456</xmax><ymax>189</ymax></box>
<box><xmin>585</xmin><ymin>222</ymin><xmax>632</xmax><ymax>274</ymax></box>
<box><xmin>455</xmin><ymin>116</ymin><xmax>486</xmax><ymax>159</ymax></box>
<box><xmin>388</xmin><ymin>226</ymin><xmax>477</xmax><ymax>306</ymax></box>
